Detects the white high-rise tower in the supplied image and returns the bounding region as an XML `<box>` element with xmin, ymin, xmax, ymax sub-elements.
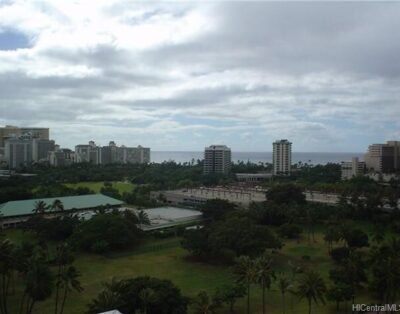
<box><xmin>273</xmin><ymin>139</ymin><xmax>292</xmax><ymax>175</ymax></box>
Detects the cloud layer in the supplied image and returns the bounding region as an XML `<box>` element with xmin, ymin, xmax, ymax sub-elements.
<box><xmin>1</xmin><ymin>1</ymin><xmax>400</xmax><ymax>152</ymax></box>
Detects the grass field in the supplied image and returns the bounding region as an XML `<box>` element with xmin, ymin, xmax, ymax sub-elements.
<box><xmin>5</xmin><ymin>229</ymin><xmax>373</xmax><ymax>314</ymax></box>
<box><xmin>64</xmin><ymin>181</ymin><xmax>135</xmax><ymax>194</ymax></box>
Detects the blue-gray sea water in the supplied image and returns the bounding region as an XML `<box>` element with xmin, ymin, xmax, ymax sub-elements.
<box><xmin>151</xmin><ymin>151</ymin><xmax>364</xmax><ymax>165</ymax></box>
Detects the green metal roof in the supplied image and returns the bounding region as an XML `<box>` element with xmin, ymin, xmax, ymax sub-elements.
<box><xmin>0</xmin><ymin>194</ymin><xmax>124</xmax><ymax>218</ymax></box>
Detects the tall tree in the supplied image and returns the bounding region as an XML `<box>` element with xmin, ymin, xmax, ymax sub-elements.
<box><xmin>326</xmin><ymin>283</ymin><xmax>352</xmax><ymax>313</ymax></box>
<box><xmin>22</xmin><ymin>256</ymin><xmax>54</xmax><ymax>314</ymax></box>
<box><xmin>214</xmin><ymin>283</ymin><xmax>246</xmax><ymax>313</ymax></box>
<box><xmin>51</xmin><ymin>199</ymin><xmax>64</xmax><ymax>213</ymax></box>
<box><xmin>277</xmin><ymin>275</ymin><xmax>291</xmax><ymax>314</ymax></box>
<box><xmin>59</xmin><ymin>266</ymin><xmax>83</xmax><ymax>314</ymax></box>
<box><xmin>233</xmin><ymin>256</ymin><xmax>257</xmax><ymax>314</ymax></box>
<box><xmin>255</xmin><ymin>253</ymin><xmax>275</xmax><ymax>314</ymax></box>
<box><xmin>295</xmin><ymin>270</ymin><xmax>326</xmax><ymax>314</ymax></box>
<box><xmin>33</xmin><ymin>200</ymin><xmax>48</xmax><ymax>215</ymax></box>
<box><xmin>0</xmin><ymin>239</ymin><xmax>16</xmax><ymax>314</ymax></box>
<box><xmin>190</xmin><ymin>291</ymin><xmax>220</xmax><ymax>314</ymax></box>
<box><xmin>54</xmin><ymin>243</ymin><xmax>74</xmax><ymax>314</ymax></box>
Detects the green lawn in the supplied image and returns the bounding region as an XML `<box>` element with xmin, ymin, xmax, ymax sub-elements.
<box><xmin>5</xmin><ymin>230</ymin><xmax>373</xmax><ymax>314</ymax></box>
<box><xmin>64</xmin><ymin>181</ymin><xmax>135</xmax><ymax>194</ymax></box>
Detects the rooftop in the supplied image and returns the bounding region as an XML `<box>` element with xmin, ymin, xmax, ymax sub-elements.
<box><xmin>139</xmin><ymin>206</ymin><xmax>203</xmax><ymax>231</ymax></box>
<box><xmin>0</xmin><ymin>194</ymin><xmax>124</xmax><ymax>218</ymax></box>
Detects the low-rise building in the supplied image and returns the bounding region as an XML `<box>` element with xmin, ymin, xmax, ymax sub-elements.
<box><xmin>138</xmin><ymin>206</ymin><xmax>203</xmax><ymax>231</ymax></box>
<box><xmin>236</xmin><ymin>173</ymin><xmax>272</xmax><ymax>183</ymax></box>
<box><xmin>0</xmin><ymin>194</ymin><xmax>124</xmax><ymax>228</ymax></box>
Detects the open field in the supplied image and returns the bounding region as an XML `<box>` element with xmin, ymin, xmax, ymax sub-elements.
<box><xmin>64</xmin><ymin>181</ymin><xmax>135</xmax><ymax>194</ymax></box>
<box><xmin>5</xmin><ymin>229</ymin><xmax>374</xmax><ymax>314</ymax></box>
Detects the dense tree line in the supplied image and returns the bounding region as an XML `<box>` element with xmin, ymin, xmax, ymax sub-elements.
<box><xmin>87</xmin><ymin>276</ymin><xmax>188</xmax><ymax>314</ymax></box>
<box><xmin>0</xmin><ymin>238</ymin><xmax>82</xmax><ymax>314</ymax></box>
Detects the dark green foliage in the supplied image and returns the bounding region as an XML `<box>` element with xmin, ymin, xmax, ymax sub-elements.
<box><xmin>295</xmin><ymin>270</ymin><xmax>326</xmax><ymax>314</ymax></box>
<box><xmin>87</xmin><ymin>276</ymin><xmax>188</xmax><ymax>314</ymax></box>
<box><xmin>329</xmin><ymin>247</ymin><xmax>350</xmax><ymax>264</ymax></box>
<box><xmin>181</xmin><ymin>228</ymin><xmax>209</xmax><ymax>257</ymax></box>
<box><xmin>190</xmin><ymin>291</ymin><xmax>221</xmax><ymax>314</ymax></box>
<box><xmin>214</xmin><ymin>282</ymin><xmax>246</xmax><ymax>313</ymax></box>
<box><xmin>296</xmin><ymin>163</ymin><xmax>341</xmax><ymax>184</ymax></box>
<box><xmin>369</xmin><ymin>239</ymin><xmax>400</xmax><ymax>304</ymax></box>
<box><xmin>342</xmin><ymin>228</ymin><xmax>369</xmax><ymax>249</ymax></box>
<box><xmin>326</xmin><ymin>283</ymin><xmax>353</xmax><ymax>312</ymax></box>
<box><xmin>266</xmin><ymin>184</ymin><xmax>306</xmax><ymax>205</ymax></box>
<box><xmin>0</xmin><ymin>177</ymin><xmax>33</xmax><ymax>203</ymax></box>
<box><xmin>23</xmin><ymin>255</ymin><xmax>55</xmax><ymax>314</ymax></box>
<box><xmin>249</xmin><ymin>201</ymin><xmax>291</xmax><ymax>226</ymax></box>
<box><xmin>71</xmin><ymin>212</ymin><xmax>143</xmax><ymax>253</ymax></box>
<box><xmin>182</xmin><ymin>215</ymin><xmax>282</xmax><ymax>262</ymax></box>
<box><xmin>24</xmin><ymin>215</ymin><xmax>80</xmax><ymax>241</ymax></box>
<box><xmin>329</xmin><ymin>251</ymin><xmax>368</xmax><ymax>290</ymax></box>
<box><xmin>100</xmin><ymin>182</ymin><xmax>122</xmax><ymax>200</ymax></box>
<box><xmin>278</xmin><ymin>223</ymin><xmax>302</xmax><ymax>239</ymax></box>
<box><xmin>201</xmin><ymin>199</ymin><xmax>237</xmax><ymax>221</ymax></box>
<box><xmin>122</xmin><ymin>185</ymin><xmax>157</xmax><ymax>207</ymax></box>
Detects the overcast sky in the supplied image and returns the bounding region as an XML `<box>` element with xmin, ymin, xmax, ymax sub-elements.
<box><xmin>0</xmin><ymin>1</ymin><xmax>399</xmax><ymax>152</ymax></box>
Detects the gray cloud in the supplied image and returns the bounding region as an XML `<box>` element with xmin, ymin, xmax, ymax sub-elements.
<box><xmin>0</xmin><ymin>1</ymin><xmax>399</xmax><ymax>151</ymax></box>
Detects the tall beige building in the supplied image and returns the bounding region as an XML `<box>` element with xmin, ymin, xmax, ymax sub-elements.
<box><xmin>365</xmin><ymin>141</ymin><xmax>400</xmax><ymax>173</ymax></box>
<box><xmin>203</xmin><ymin>145</ymin><xmax>231</xmax><ymax>175</ymax></box>
<box><xmin>75</xmin><ymin>141</ymin><xmax>150</xmax><ymax>165</ymax></box>
<box><xmin>5</xmin><ymin>135</ymin><xmax>55</xmax><ymax>168</ymax></box>
<box><xmin>273</xmin><ymin>139</ymin><xmax>292</xmax><ymax>176</ymax></box>
<box><xmin>341</xmin><ymin>157</ymin><xmax>366</xmax><ymax>180</ymax></box>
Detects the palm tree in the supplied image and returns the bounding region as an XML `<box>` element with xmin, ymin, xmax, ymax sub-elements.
<box><xmin>191</xmin><ymin>291</ymin><xmax>220</xmax><ymax>314</ymax></box>
<box><xmin>137</xmin><ymin>210</ymin><xmax>150</xmax><ymax>226</ymax></box>
<box><xmin>86</xmin><ymin>278</ymin><xmax>124</xmax><ymax>313</ymax></box>
<box><xmin>33</xmin><ymin>200</ymin><xmax>48</xmax><ymax>215</ymax></box>
<box><xmin>295</xmin><ymin>270</ymin><xmax>326</xmax><ymax>314</ymax></box>
<box><xmin>22</xmin><ymin>256</ymin><xmax>54</xmax><ymax>314</ymax></box>
<box><xmin>255</xmin><ymin>253</ymin><xmax>275</xmax><ymax>314</ymax></box>
<box><xmin>54</xmin><ymin>243</ymin><xmax>74</xmax><ymax>314</ymax></box>
<box><xmin>59</xmin><ymin>266</ymin><xmax>83</xmax><ymax>314</ymax></box>
<box><xmin>51</xmin><ymin>199</ymin><xmax>64</xmax><ymax>213</ymax></box>
<box><xmin>323</xmin><ymin>226</ymin><xmax>341</xmax><ymax>253</ymax></box>
<box><xmin>0</xmin><ymin>239</ymin><xmax>16</xmax><ymax>314</ymax></box>
<box><xmin>369</xmin><ymin>238</ymin><xmax>400</xmax><ymax>305</ymax></box>
<box><xmin>234</xmin><ymin>256</ymin><xmax>257</xmax><ymax>314</ymax></box>
<box><xmin>277</xmin><ymin>274</ymin><xmax>291</xmax><ymax>314</ymax></box>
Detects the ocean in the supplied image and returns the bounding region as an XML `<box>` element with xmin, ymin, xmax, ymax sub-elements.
<box><xmin>151</xmin><ymin>151</ymin><xmax>365</xmax><ymax>165</ymax></box>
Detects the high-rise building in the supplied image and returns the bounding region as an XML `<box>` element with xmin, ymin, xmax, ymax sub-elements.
<box><xmin>4</xmin><ymin>136</ymin><xmax>33</xmax><ymax>169</ymax></box>
<box><xmin>32</xmin><ymin>138</ymin><xmax>55</xmax><ymax>162</ymax></box>
<box><xmin>273</xmin><ymin>139</ymin><xmax>292</xmax><ymax>176</ymax></box>
<box><xmin>125</xmin><ymin>145</ymin><xmax>150</xmax><ymax>164</ymax></box>
<box><xmin>341</xmin><ymin>157</ymin><xmax>366</xmax><ymax>180</ymax></box>
<box><xmin>75</xmin><ymin>141</ymin><xmax>150</xmax><ymax>165</ymax></box>
<box><xmin>5</xmin><ymin>134</ymin><xmax>55</xmax><ymax>168</ymax></box>
<box><xmin>48</xmin><ymin>148</ymin><xmax>74</xmax><ymax>167</ymax></box>
<box><xmin>365</xmin><ymin>141</ymin><xmax>400</xmax><ymax>173</ymax></box>
<box><xmin>75</xmin><ymin>141</ymin><xmax>101</xmax><ymax>164</ymax></box>
<box><xmin>0</xmin><ymin>125</ymin><xmax>49</xmax><ymax>148</ymax></box>
<box><xmin>203</xmin><ymin>145</ymin><xmax>231</xmax><ymax>175</ymax></box>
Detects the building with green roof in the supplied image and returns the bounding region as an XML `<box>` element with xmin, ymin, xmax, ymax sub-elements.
<box><xmin>0</xmin><ymin>194</ymin><xmax>124</xmax><ymax>228</ymax></box>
